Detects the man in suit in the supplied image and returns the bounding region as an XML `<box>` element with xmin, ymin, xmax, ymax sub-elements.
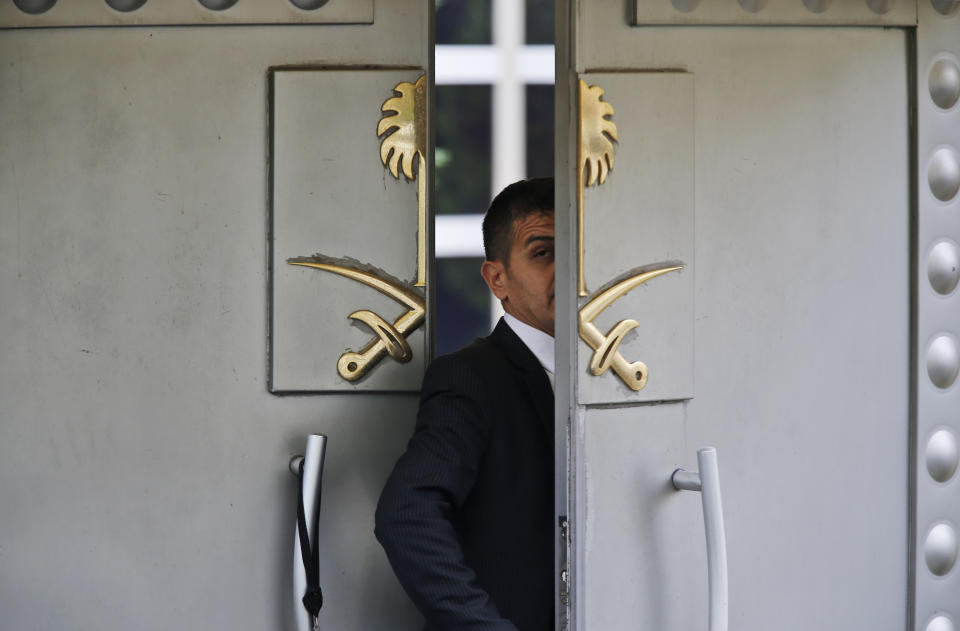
<box><xmin>376</xmin><ymin>177</ymin><xmax>556</xmax><ymax>631</ymax></box>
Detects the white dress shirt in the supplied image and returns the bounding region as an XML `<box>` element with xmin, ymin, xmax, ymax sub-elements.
<box><xmin>503</xmin><ymin>312</ymin><xmax>555</xmax><ymax>391</ymax></box>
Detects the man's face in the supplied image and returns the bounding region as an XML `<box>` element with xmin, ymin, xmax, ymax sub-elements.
<box><xmin>481</xmin><ymin>211</ymin><xmax>555</xmax><ymax>336</ymax></box>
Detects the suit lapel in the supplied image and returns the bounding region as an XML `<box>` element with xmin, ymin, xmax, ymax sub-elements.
<box><xmin>489</xmin><ymin>319</ymin><xmax>555</xmax><ymax>444</ymax></box>
<box><xmin>522</xmin><ymin>369</ymin><xmax>555</xmax><ymax>446</ymax></box>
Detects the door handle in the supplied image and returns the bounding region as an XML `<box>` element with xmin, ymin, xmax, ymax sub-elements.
<box><xmin>290</xmin><ymin>434</ymin><xmax>327</xmax><ymax>631</ymax></box>
<box><xmin>672</xmin><ymin>447</ymin><xmax>728</xmax><ymax>631</ymax></box>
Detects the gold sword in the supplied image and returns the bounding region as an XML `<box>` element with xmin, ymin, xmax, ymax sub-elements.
<box><xmin>578</xmin><ymin>265</ymin><xmax>683</xmax><ymax>391</ymax></box>
<box><xmin>289</xmin><ymin>261</ymin><xmax>425</xmax><ymax>382</ymax></box>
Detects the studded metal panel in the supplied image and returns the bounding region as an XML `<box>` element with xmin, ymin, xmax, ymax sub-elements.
<box><xmin>0</xmin><ymin>0</ymin><xmax>372</xmax><ymax>27</ymax></box>
<box><xmin>915</xmin><ymin>2</ymin><xmax>960</xmax><ymax>630</ymax></box>
<box><xmin>631</xmin><ymin>0</ymin><xmax>916</xmax><ymax>26</ymax></box>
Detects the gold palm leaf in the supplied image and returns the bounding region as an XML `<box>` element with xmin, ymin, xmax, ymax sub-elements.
<box><xmin>377</xmin><ymin>75</ymin><xmax>426</xmax><ymax>181</ymax></box>
<box><xmin>579</xmin><ymin>79</ymin><xmax>618</xmax><ymax>187</ymax></box>
<box><xmin>577</xmin><ymin>79</ymin><xmax>619</xmax><ymax>296</ymax></box>
<box><xmin>376</xmin><ymin>74</ymin><xmax>428</xmax><ymax>287</ymax></box>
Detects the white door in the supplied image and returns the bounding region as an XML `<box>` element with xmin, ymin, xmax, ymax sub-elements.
<box><xmin>0</xmin><ymin>2</ymin><xmax>433</xmax><ymax>629</ymax></box>
<box><xmin>556</xmin><ymin>1</ymin><xmax>960</xmax><ymax>630</ymax></box>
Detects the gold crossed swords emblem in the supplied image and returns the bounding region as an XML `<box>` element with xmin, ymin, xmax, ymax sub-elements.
<box><xmin>290</xmin><ymin>75</ymin><xmax>683</xmax><ymax>388</ymax></box>
<box><xmin>288</xmin><ymin>261</ymin><xmax>425</xmax><ymax>382</ymax></box>
<box><xmin>578</xmin><ymin>265</ymin><xmax>683</xmax><ymax>391</ymax></box>
<box><xmin>288</xmin><ymin>75</ymin><xmax>427</xmax><ymax>382</ymax></box>
<box><xmin>577</xmin><ymin>79</ymin><xmax>685</xmax><ymax>392</ymax></box>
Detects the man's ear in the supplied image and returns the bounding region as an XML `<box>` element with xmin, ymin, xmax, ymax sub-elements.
<box><xmin>480</xmin><ymin>260</ymin><xmax>508</xmax><ymax>301</ymax></box>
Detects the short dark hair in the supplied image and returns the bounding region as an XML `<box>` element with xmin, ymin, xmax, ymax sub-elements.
<box><xmin>482</xmin><ymin>177</ymin><xmax>554</xmax><ymax>263</ymax></box>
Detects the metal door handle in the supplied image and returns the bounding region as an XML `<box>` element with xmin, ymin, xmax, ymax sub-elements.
<box><xmin>291</xmin><ymin>434</ymin><xmax>327</xmax><ymax>631</ymax></box>
<box><xmin>672</xmin><ymin>447</ymin><xmax>728</xmax><ymax>631</ymax></box>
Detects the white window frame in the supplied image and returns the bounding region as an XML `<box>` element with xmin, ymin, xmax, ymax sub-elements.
<box><xmin>434</xmin><ymin>2</ymin><xmax>555</xmax><ymax>260</ymax></box>
<box><xmin>435</xmin><ymin>2</ymin><xmax>554</xmax><ymax>326</ymax></box>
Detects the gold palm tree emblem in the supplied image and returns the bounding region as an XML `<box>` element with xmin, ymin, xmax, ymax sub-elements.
<box><xmin>378</xmin><ymin>74</ymin><xmax>427</xmax><ymax>287</ymax></box>
<box><xmin>286</xmin><ymin>74</ymin><xmax>429</xmax><ymax>383</ymax></box>
<box><xmin>578</xmin><ymin>79</ymin><xmax>619</xmax><ymax>297</ymax></box>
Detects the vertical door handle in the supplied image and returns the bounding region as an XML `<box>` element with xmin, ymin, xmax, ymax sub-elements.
<box><xmin>672</xmin><ymin>447</ymin><xmax>728</xmax><ymax>631</ymax></box>
<box><xmin>290</xmin><ymin>434</ymin><xmax>327</xmax><ymax>631</ymax></box>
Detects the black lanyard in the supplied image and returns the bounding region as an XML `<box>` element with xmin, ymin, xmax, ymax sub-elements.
<box><xmin>297</xmin><ymin>460</ymin><xmax>324</xmax><ymax>628</ymax></box>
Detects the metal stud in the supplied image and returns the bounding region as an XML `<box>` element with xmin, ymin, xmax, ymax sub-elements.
<box><xmin>288</xmin><ymin>0</ymin><xmax>332</xmax><ymax>9</ymax></box>
<box><xmin>931</xmin><ymin>0</ymin><xmax>959</xmax><ymax>15</ymax></box>
<box><xmin>930</xmin><ymin>59</ymin><xmax>960</xmax><ymax>110</ymax></box>
<box><xmin>866</xmin><ymin>0</ymin><xmax>894</xmax><ymax>13</ymax></box>
<box><xmin>104</xmin><ymin>0</ymin><xmax>147</xmax><ymax>11</ymax></box>
<box><xmin>738</xmin><ymin>0</ymin><xmax>768</xmax><ymax>12</ymax></box>
<box><xmin>198</xmin><ymin>0</ymin><xmax>238</xmax><ymax>9</ymax></box>
<box><xmin>12</xmin><ymin>0</ymin><xmax>57</xmax><ymax>14</ymax></box>
<box><xmin>928</xmin><ymin>241</ymin><xmax>960</xmax><ymax>295</ymax></box>
<box><xmin>926</xmin><ymin>615</ymin><xmax>956</xmax><ymax>631</ymax></box>
<box><xmin>669</xmin><ymin>0</ymin><xmax>702</xmax><ymax>12</ymax></box>
<box><xmin>926</xmin><ymin>429</ymin><xmax>959</xmax><ymax>483</ymax></box>
<box><xmin>925</xmin><ymin>523</ymin><xmax>958</xmax><ymax>576</ymax></box>
<box><xmin>927</xmin><ymin>335</ymin><xmax>960</xmax><ymax>389</ymax></box>
<box><xmin>802</xmin><ymin>0</ymin><xmax>832</xmax><ymax>12</ymax></box>
<box><xmin>928</xmin><ymin>147</ymin><xmax>960</xmax><ymax>202</ymax></box>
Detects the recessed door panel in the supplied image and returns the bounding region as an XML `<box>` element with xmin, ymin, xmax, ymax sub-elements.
<box><xmin>578</xmin><ymin>71</ymin><xmax>694</xmax><ymax>404</ymax></box>
<box><xmin>561</xmin><ymin>14</ymin><xmax>910</xmax><ymax>631</ymax></box>
<box><xmin>270</xmin><ymin>68</ymin><xmax>427</xmax><ymax>392</ymax></box>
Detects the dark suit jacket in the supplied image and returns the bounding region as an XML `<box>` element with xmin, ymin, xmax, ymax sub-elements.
<box><xmin>375</xmin><ymin>318</ymin><xmax>555</xmax><ymax>631</ymax></box>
